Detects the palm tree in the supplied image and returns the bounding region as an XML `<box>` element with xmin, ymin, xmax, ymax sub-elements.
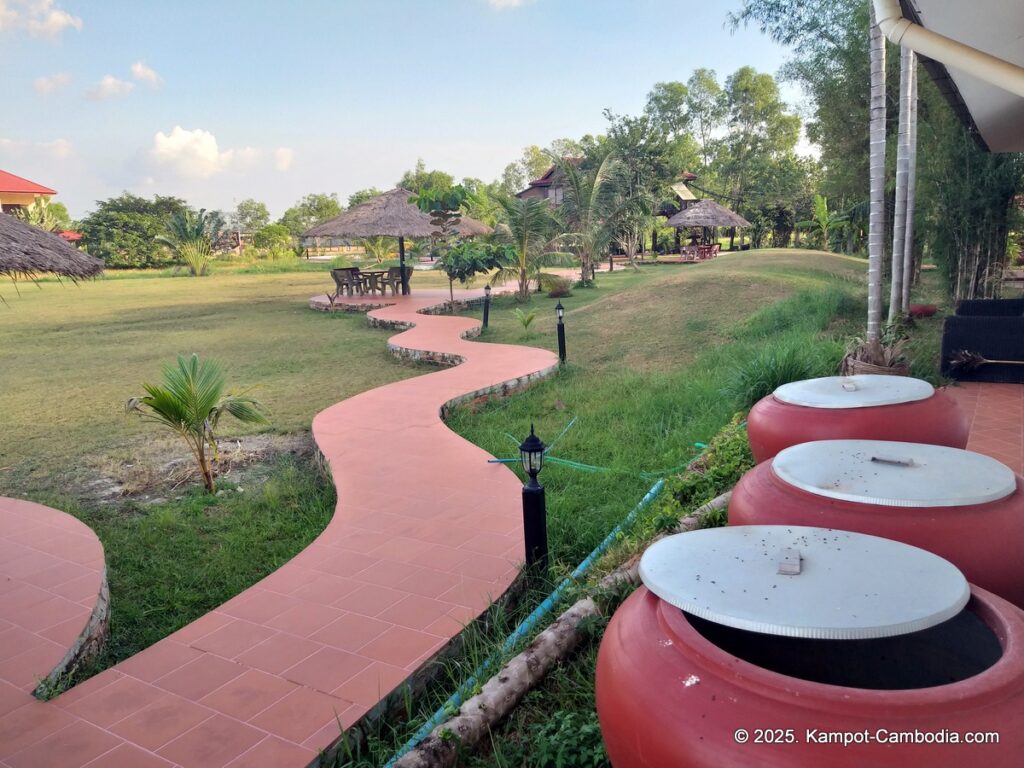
<box><xmin>15</xmin><ymin>196</ymin><xmax>59</xmax><ymax>231</ymax></box>
<box><xmin>798</xmin><ymin>194</ymin><xmax>846</xmax><ymax>251</ymax></box>
<box><xmin>555</xmin><ymin>153</ymin><xmax>625</xmax><ymax>283</ymax></box>
<box><xmin>889</xmin><ymin>46</ymin><xmax>914</xmax><ymax>321</ymax></box>
<box><xmin>156</xmin><ymin>208</ymin><xmax>226</xmax><ymax>276</ymax></box>
<box><xmin>867</xmin><ymin>3</ymin><xmax>886</xmax><ymax>348</ymax></box>
<box><xmin>126</xmin><ymin>354</ymin><xmax>268</xmax><ymax>493</ymax></box>
<box><xmin>492</xmin><ymin>196</ymin><xmax>567</xmax><ymax>302</ymax></box>
<box><xmin>361</xmin><ymin>236</ymin><xmax>395</xmax><ymax>264</ymax></box>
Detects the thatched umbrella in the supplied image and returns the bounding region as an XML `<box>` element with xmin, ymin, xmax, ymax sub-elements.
<box><xmin>664</xmin><ymin>199</ymin><xmax>751</xmax><ymax>229</ymax></box>
<box><xmin>302</xmin><ymin>188</ymin><xmax>492</xmax><ymax>295</ymax></box>
<box><xmin>1</xmin><ymin>213</ymin><xmax>103</xmax><ymax>282</ymax></box>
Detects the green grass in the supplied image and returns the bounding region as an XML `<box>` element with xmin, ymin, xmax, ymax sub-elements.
<box><xmin>0</xmin><ymin>269</ymin><xmax>447</xmax><ymax>493</ymax></box>
<box><xmin>53</xmin><ymin>456</ymin><xmax>336</xmax><ymax>686</ymax></box>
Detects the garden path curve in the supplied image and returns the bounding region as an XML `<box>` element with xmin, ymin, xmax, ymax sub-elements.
<box><xmin>0</xmin><ymin>288</ymin><xmax>557</xmax><ymax>767</ymax></box>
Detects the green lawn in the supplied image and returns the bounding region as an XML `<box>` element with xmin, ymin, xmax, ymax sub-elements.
<box><xmin>0</xmin><ymin>268</ymin><xmax>446</xmax><ymax>494</ymax></box>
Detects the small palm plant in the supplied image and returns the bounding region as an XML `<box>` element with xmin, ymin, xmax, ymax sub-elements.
<box><xmin>493</xmin><ymin>196</ymin><xmax>572</xmax><ymax>301</ymax></box>
<box><xmin>157</xmin><ymin>209</ymin><xmax>226</xmax><ymax>276</ymax></box>
<box><xmin>126</xmin><ymin>354</ymin><xmax>268</xmax><ymax>493</ymax></box>
<box><xmin>513</xmin><ymin>308</ymin><xmax>537</xmax><ymax>336</ymax></box>
<box><xmin>361</xmin><ymin>236</ymin><xmax>395</xmax><ymax>264</ymax></box>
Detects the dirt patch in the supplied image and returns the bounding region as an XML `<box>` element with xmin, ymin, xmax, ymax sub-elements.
<box><xmin>81</xmin><ymin>432</ymin><xmax>315</xmax><ymax>506</ymax></box>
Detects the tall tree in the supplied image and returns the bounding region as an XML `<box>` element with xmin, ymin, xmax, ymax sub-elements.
<box><xmin>901</xmin><ymin>60</ymin><xmax>919</xmax><ymax>310</ymax></box>
<box><xmin>78</xmin><ymin>193</ymin><xmax>189</xmax><ymax>268</ymax></box>
<box><xmin>347</xmin><ymin>187</ymin><xmax>383</xmax><ymax>208</ymax></box>
<box><xmin>685</xmin><ymin>69</ymin><xmax>727</xmax><ymax>170</ymax></box>
<box><xmin>555</xmin><ymin>152</ymin><xmax>628</xmax><ymax>283</ymax></box>
<box><xmin>644</xmin><ymin>81</ymin><xmax>690</xmax><ymax>139</ymax></box>
<box><xmin>397</xmin><ymin>159</ymin><xmax>454</xmax><ymax>195</ymax></box>
<box><xmin>717</xmin><ymin>67</ymin><xmax>801</xmax><ymax>247</ymax></box>
<box><xmin>867</xmin><ymin>2</ymin><xmax>886</xmax><ymax>345</ymax></box>
<box><xmin>889</xmin><ymin>47</ymin><xmax>914</xmax><ymax>321</ymax></box>
<box><xmin>277</xmin><ymin>193</ymin><xmax>342</xmax><ymax>237</ymax></box>
<box><xmin>230</xmin><ymin>199</ymin><xmax>270</xmax><ymax>233</ymax></box>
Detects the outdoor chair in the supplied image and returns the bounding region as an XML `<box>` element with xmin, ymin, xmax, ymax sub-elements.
<box><xmin>956</xmin><ymin>297</ymin><xmax>1024</xmax><ymax>316</ymax></box>
<box><xmin>710</xmin><ymin>244</ymin><xmax>721</xmax><ymax>257</ymax></box>
<box><xmin>330</xmin><ymin>268</ymin><xmax>364</xmax><ymax>300</ymax></box>
<box><xmin>941</xmin><ymin>313</ymin><xmax>1024</xmax><ymax>383</ymax></box>
<box><xmin>382</xmin><ymin>266</ymin><xmax>413</xmax><ymax>296</ymax></box>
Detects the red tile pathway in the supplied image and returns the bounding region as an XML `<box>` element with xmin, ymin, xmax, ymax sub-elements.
<box><xmin>0</xmin><ymin>288</ymin><xmax>557</xmax><ymax>767</ymax></box>
<box><xmin>947</xmin><ymin>382</ymin><xmax>1024</xmax><ymax>476</ymax></box>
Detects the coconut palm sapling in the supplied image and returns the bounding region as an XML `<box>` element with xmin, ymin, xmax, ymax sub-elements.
<box><xmin>492</xmin><ymin>196</ymin><xmax>571</xmax><ymax>302</ymax></box>
<box><xmin>126</xmin><ymin>354</ymin><xmax>268</xmax><ymax>493</ymax></box>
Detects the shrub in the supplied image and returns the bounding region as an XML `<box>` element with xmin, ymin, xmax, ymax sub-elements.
<box><xmin>722</xmin><ymin>336</ymin><xmax>843</xmax><ymax>410</ymax></box>
<box><xmin>530</xmin><ymin>709</ymin><xmax>607</xmax><ymax>768</ymax></box>
<box><xmin>657</xmin><ymin>415</ymin><xmax>754</xmax><ymax>528</ymax></box>
<box><xmin>547</xmin><ymin>277</ymin><xmax>573</xmax><ymax>298</ymax></box>
<box><xmin>252</xmin><ymin>223</ymin><xmax>292</xmax><ymax>250</ymax></box>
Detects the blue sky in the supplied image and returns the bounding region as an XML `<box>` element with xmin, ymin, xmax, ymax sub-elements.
<box><xmin>0</xmin><ymin>0</ymin><xmax>803</xmax><ymax>218</ymax></box>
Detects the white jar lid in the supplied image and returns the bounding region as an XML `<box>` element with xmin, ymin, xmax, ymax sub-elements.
<box><xmin>773</xmin><ymin>375</ymin><xmax>934</xmax><ymax>409</ymax></box>
<box><xmin>639</xmin><ymin>526</ymin><xmax>970</xmax><ymax>640</ymax></box>
<box><xmin>772</xmin><ymin>440</ymin><xmax>1016</xmax><ymax>507</ymax></box>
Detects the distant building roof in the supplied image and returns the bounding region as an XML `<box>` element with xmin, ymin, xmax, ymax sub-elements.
<box><xmin>0</xmin><ymin>169</ymin><xmax>56</xmax><ymax>196</ymax></box>
<box><xmin>57</xmin><ymin>230</ymin><xmax>82</xmax><ymax>242</ymax></box>
<box><xmin>680</xmin><ymin>171</ymin><xmax>698</xmax><ymax>181</ymax></box>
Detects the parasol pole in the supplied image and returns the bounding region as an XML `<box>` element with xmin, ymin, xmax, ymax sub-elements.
<box><xmin>399</xmin><ymin>236</ymin><xmax>409</xmax><ymax>295</ymax></box>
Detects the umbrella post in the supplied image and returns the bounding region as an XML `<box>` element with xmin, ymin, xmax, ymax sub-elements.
<box><xmin>399</xmin><ymin>236</ymin><xmax>409</xmax><ymax>295</ymax></box>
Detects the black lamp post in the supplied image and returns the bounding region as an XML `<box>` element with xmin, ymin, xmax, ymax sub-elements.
<box><xmin>555</xmin><ymin>301</ymin><xmax>566</xmax><ymax>363</ymax></box>
<box><xmin>482</xmin><ymin>284</ymin><xmax>491</xmax><ymax>329</ymax></box>
<box><xmin>519</xmin><ymin>424</ymin><xmax>548</xmax><ymax>572</ymax></box>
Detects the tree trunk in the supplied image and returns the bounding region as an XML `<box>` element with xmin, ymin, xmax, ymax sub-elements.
<box><xmin>901</xmin><ymin>55</ymin><xmax>919</xmax><ymax>310</ymax></box>
<box><xmin>867</xmin><ymin>4</ymin><xmax>887</xmax><ymax>345</ymax></box>
<box><xmin>889</xmin><ymin>47</ymin><xmax>913</xmax><ymax>321</ymax></box>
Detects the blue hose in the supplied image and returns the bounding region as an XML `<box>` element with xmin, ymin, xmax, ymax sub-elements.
<box><xmin>381</xmin><ymin>478</ymin><xmax>665</xmax><ymax>767</ymax></box>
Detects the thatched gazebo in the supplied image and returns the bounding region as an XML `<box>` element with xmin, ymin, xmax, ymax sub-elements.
<box><xmin>1</xmin><ymin>213</ymin><xmax>103</xmax><ymax>281</ymax></box>
<box><xmin>302</xmin><ymin>188</ymin><xmax>492</xmax><ymax>295</ymax></box>
<box><xmin>664</xmin><ymin>199</ymin><xmax>751</xmax><ymax>229</ymax></box>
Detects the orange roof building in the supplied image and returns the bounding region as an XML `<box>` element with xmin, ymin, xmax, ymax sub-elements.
<box><xmin>0</xmin><ymin>169</ymin><xmax>57</xmax><ymax>213</ymax></box>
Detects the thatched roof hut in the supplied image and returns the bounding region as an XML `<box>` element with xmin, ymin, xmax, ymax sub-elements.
<box><xmin>664</xmin><ymin>199</ymin><xmax>751</xmax><ymax>229</ymax></box>
<box><xmin>0</xmin><ymin>213</ymin><xmax>103</xmax><ymax>280</ymax></box>
<box><xmin>302</xmin><ymin>188</ymin><xmax>492</xmax><ymax>240</ymax></box>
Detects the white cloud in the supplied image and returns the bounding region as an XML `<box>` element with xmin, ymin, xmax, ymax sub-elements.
<box><xmin>130</xmin><ymin>60</ymin><xmax>161</xmax><ymax>87</ymax></box>
<box><xmin>33</xmin><ymin>71</ymin><xmax>71</xmax><ymax>94</ymax></box>
<box><xmin>27</xmin><ymin>0</ymin><xmax>81</xmax><ymax>38</ymax></box>
<box><xmin>1</xmin><ymin>1</ymin><xmax>83</xmax><ymax>39</ymax></box>
<box><xmin>0</xmin><ymin>1</ymin><xmax>19</xmax><ymax>31</ymax></box>
<box><xmin>86</xmin><ymin>75</ymin><xmax>134</xmax><ymax>101</ymax></box>
<box><xmin>274</xmin><ymin>147</ymin><xmax>294</xmax><ymax>172</ymax></box>
<box><xmin>149</xmin><ymin>126</ymin><xmax>263</xmax><ymax>179</ymax></box>
<box><xmin>44</xmin><ymin>137</ymin><xmax>72</xmax><ymax>158</ymax></box>
<box><xmin>487</xmin><ymin>0</ymin><xmax>530</xmax><ymax>8</ymax></box>
<box><xmin>0</xmin><ymin>134</ymin><xmax>73</xmax><ymax>159</ymax></box>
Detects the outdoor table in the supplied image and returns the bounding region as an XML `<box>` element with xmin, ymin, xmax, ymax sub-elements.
<box><xmin>361</xmin><ymin>270</ymin><xmax>387</xmax><ymax>295</ymax></box>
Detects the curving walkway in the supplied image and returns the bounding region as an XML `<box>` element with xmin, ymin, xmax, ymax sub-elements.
<box><xmin>0</xmin><ymin>288</ymin><xmax>557</xmax><ymax>768</ymax></box>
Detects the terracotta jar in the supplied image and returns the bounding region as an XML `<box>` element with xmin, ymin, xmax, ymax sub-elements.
<box><xmin>729</xmin><ymin>440</ymin><xmax>1024</xmax><ymax>607</ymax></box>
<box><xmin>596</xmin><ymin>527</ymin><xmax>1024</xmax><ymax>767</ymax></box>
<box><xmin>746</xmin><ymin>375</ymin><xmax>969</xmax><ymax>463</ymax></box>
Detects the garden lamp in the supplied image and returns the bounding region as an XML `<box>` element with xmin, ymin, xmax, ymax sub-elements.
<box><xmin>555</xmin><ymin>301</ymin><xmax>566</xmax><ymax>363</ymax></box>
<box><xmin>519</xmin><ymin>424</ymin><xmax>548</xmax><ymax>572</ymax></box>
<box><xmin>483</xmin><ymin>284</ymin><xmax>492</xmax><ymax>329</ymax></box>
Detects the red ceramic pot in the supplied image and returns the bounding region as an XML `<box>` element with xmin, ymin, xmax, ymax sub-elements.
<box><xmin>597</xmin><ymin>585</ymin><xmax>1024</xmax><ymax>767</ymax></box>
<box><xmin>747</xmin><ymin>376</ymin><xmax>969</xmax><ymax>463</ymax></box>
<box><xmin>730</xmin><ymin>441</ymin><xmax>1024</xmax><ymax>607</ymax></box>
